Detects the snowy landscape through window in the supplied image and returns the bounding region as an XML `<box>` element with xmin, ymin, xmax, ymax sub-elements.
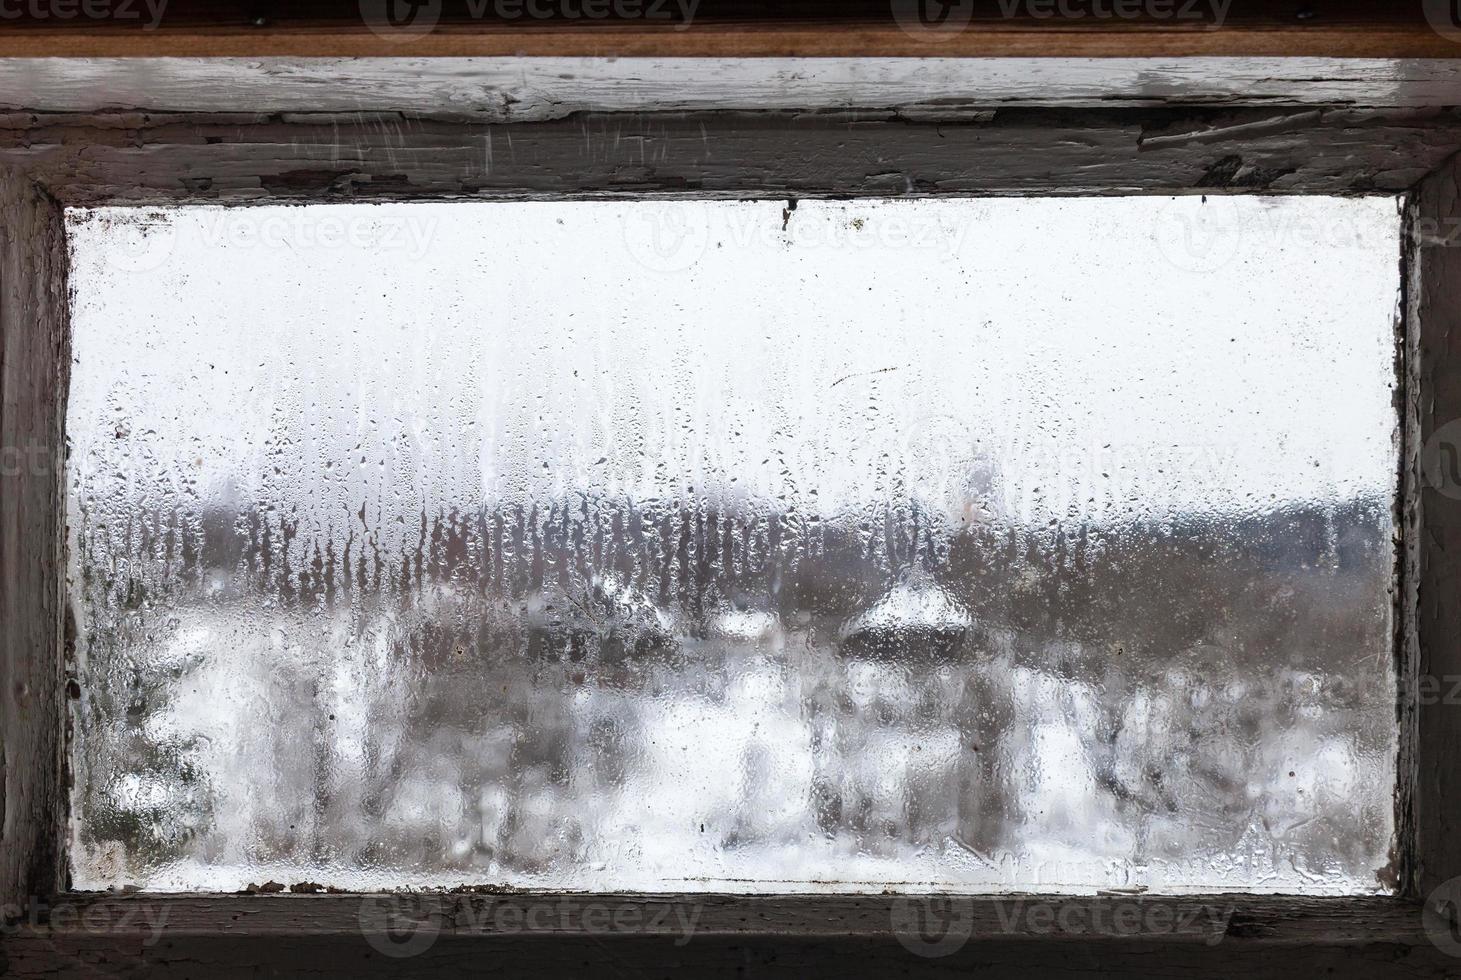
<box><xmin>66</xmin><ymin>197</ymin><xmax>1402</xmax><ymax>894</ymax></box>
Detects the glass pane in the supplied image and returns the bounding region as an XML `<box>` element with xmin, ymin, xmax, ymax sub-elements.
<box><xmin>65</xmin><ymin>197</ymin><xmax>1400</xmax><ymax>893</ymax></box>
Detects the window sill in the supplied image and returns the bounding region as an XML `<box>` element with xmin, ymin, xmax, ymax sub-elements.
<box><xmin>0</xmin><ymin>892</ymin><xmax>1444</xmax><ymax>978</ymax></box>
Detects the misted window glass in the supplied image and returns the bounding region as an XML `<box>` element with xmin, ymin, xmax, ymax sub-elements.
<box><xmin>66</xmin><ymin>197</ymin><xmax>1400</xmax><ymax>893</ymax></box>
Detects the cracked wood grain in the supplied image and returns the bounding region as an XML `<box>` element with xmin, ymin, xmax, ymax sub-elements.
<box><xmin>4</xmin><ymin>58</ymin><xmax>1461</xmax><ymax>116</ymax></box>
<box><xmin>0</xmin><ymin>173</ymin><xmax>69</xmax><ymax>912</ymax></box>
<box><xmin>0</xmin><ymin>106</ymin><xmax>1458</xmax><ymax>203</ymax></box>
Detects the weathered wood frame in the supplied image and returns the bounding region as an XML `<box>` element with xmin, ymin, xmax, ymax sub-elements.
<box><xmin>3</xmin><ymin>56</ymin><xmax>1461</xmax><ymax>977</ymax></box>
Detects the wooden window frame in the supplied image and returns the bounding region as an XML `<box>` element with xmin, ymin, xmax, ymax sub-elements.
<box><xmin>3</xmin><ymin>49</ymin><xmax>1461</xmax><ymax>977</ymax></box>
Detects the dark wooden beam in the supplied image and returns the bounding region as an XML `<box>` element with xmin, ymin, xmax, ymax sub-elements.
<box><xmin>1406</xmin><ymin>137</ymin><xmax>1461</xmax><ymax>911</ymax></box>
<box><xmin>1</xmin><ymin>106</ymin><xmax>1455</xmax><ymax>204</ymax></box>
<box><xmin>0</xmin><ymin>1</ymin><xmax>1451</xmax><ymax>57</ymax></box>
<box><xmin>0</xmin><ymin>893</ymin><xmax>1450</xmax><ymax>978</ymax></box>
<box><xmin>0</xmin><ymin>174</ymin><xmax>70</xmax><ymax>911</ymax></box>
<box><xmin>0</xmin><ymin>23</ymin><xmax>1454</xmax><ymax>59</ymax></box>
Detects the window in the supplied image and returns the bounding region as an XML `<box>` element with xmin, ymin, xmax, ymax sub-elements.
<box><xmin>66</xmin><ymin>196</ymin><xmax>1401</xmax><ymax>895</ymax></box>
<box><xmin>8</xmin><ymin>22</ymin><xmax>1461</xmax><ymax>976</ymax></box>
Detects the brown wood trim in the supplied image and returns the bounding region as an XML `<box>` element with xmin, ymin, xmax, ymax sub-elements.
<box><xmin>1407</xmin><ymin>148</ymin><xmax>1461</xmax><ymax>908</ymax></box>
<box><xmin>0</xmin><ymin>893</ymin><xmax>1450</xmax><ymax>977</ymax></box>
<box><xmin>0</xmin><ymin>174</ymin><xmax>70</xmax><ymax>911</ymax></box>
<box><xmin>0</xmin><ymin>21</ymin><xmax>1457</xmax><ymax>59</ymax></box>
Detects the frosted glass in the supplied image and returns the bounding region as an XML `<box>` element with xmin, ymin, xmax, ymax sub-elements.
<box><xmin>65</xmin><ymin>197</ymin><xmax>1401</xmax><ymax>894</ymax></box>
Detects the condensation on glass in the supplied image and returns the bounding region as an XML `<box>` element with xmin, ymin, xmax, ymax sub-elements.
<box><xmin>65</xmin><ymin>198</ymin><xmax>1402</xmax><ymax>894</ymax></box>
